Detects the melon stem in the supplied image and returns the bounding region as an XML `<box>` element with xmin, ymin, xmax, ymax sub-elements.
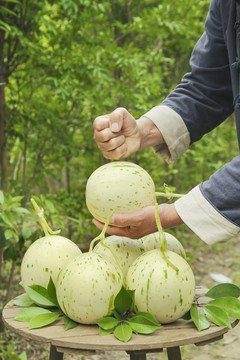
<box><xmin>155</xmin><ymin>202</ymin><xmax>167</xmax><ymax>253</ymax></box>
<box><xmin>155</xmin><ymin>191</ymin><xmax>183</xmax><ymax>199</ymax></box>
<box><xmin>155</xmin><ymin>184</ymin><xmax>184</xmax><ymax>200</ymax></box>
<box><xmin>154</xmin><ymin>202</ymin><xmax>179</xmax><ymax>273</ymax></box>
<box><xmin>89</xmin><ymin>213</ymin><xmax>112</xmax><ymax>252</ymax></box>
<box><xmin>31</xmin><ymin>198</ymin><xmax>61</xmax><ymax>236</ymax></box>
<box><xmin>99</xmin><ymin>240</ymin><xmax>126</xmax><ymax>286</ymax></box>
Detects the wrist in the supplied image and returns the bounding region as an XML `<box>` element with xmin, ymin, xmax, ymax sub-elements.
<box><xmin>159</xmin><ymin>203</ymin><xmax>184</xmax><ymax>229</ymax></box>
<box><xmin>136</xmin><ymin>116</ymin><xmax>165</xmax><ymax>150</ymax></box>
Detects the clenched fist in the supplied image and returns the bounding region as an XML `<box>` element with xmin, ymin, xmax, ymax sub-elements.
<box><xmin>93</xmin><ymin>107</ymin><xmax>164</xmax><ymax>160</ymax></box>
<box><xmin>93</xmin><ymin>107</ymin><xmax>141</xmax><ymax>160</ymax></box>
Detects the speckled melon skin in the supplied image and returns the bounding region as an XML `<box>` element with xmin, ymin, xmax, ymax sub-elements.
<box><xmin>20</xmin><ymin>235</ymin><xmax>81</xmax><ymax>293</ymax></box>
<box><xmin>93</xmin><ymin>235</ymin><xmax>145</xmax><ymax>276</ymax></box>
<box><xmin>140</xmin><ymin>232</ymin><xmax>186</xmax><ymax>259</ymax></box>
<box><xmin>126</xmin><ymin>249</ymin><xmax>195</xmax><ymax>324</ymax></box>
<box><xmin>85</xmin><ymin>161</ymin><xmax>156</xmax><ymax>223</ymax></box>
<box><xmin>56</xmin><ymin>252</ymin><xmax>123</xmax><ymax>324</ymax></box>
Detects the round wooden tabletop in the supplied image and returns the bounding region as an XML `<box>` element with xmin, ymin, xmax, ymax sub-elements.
<box><xmin>2</xmin><ymin>287</ymin><xmax>239</xmax><ymax>353</ymax></box>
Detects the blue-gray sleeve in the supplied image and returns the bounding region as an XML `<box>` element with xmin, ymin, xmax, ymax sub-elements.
<box><xmin>161</xmin><ymin>0</ymin><xmax>240</xmax><ymax>229</ymax></box>
<box><xmin>162</xmin><ymin>0</ymin><xmax>234</xmax><ymax>143</ymax></box>
<box><xmin>200</xmin><ymin>156</ymin><xmax>240</xmax><ymax>227</ymax></box>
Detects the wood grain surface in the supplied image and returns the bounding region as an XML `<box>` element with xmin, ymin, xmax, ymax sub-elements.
<box><xmin>2</xmin><ymin>287</ymin><xmax>239</xmax><ymax>352</ymax></box>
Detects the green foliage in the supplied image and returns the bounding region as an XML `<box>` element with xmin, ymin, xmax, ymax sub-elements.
<box><xmin>14</xmin><ymin>277</ymin><xmax>78</xmax><ymax>330</ymax></box>
<box><xmin>1</xmin><ymin>0</ymin><xmax>214</xmax><ymax>238</ymax></box>
<box><xmin>97</xmin><ymin>286</ymin><xmax>162</xmax><ymax>342</ymax></box>
<box><xmin>14</xmin><ymin>280</ymin><xmax>161</xmax><ymax>342</ymax></box>
<box><xmin>189</xmin><ymin>283</ymin><xmax>240</xmax><ymax>331</ymax></box>
<box><xmin>14</xmin><ymin>280</ymin><xmax>240</xmax><ymax>343</ymax></box>
<box><xmin>0</xmin><ymin>190</ymin><xmax>35</xmax><ymax>263</ymax></box>
<box><xmin>0</xmin><ymin>339</ymin><xmax>27</xmax><ymax>360</ymax></box>
<box><xmin>205</xmin><ymin>283</ymin><xmax>240</xmax><ymax>299</ymax></box>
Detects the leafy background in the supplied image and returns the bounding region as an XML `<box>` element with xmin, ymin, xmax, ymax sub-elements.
<box><xmin>1</xmin><ymin>0</ymin><xmax>240</xmax><ymax>358</ymax></box>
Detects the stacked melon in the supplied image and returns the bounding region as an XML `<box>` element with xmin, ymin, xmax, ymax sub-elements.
<box><xmin>21</xmin><ymin>161</ymin><xmax>195</xmax><ymax>326</ymax></box>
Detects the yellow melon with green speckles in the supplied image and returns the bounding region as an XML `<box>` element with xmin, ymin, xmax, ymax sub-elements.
<box><xmin>93</xmin><ymin>235</ymin><xmax>146</xmax><ymax>277</ymax></box>
<box><xmin>85</xmin><ymin>161</ymin><xmax>155</xmax><ymax>223</ymax></box>
<box><xmin>126</xmin><ymin>249</ymin><xmax>195</xmax><ymax>323</ymax></box>
<box><xmin>56</xmin><ymin>252</ymin><xmax>123</xmax><ymax>324</ymax></box>
<box><xmin>21</xmin><ymin>235</ymin><xmax>81</xmax><ymax>294</ymax></box>
<box><xmin>140</xmin><ymin>232</ymin><xmax>186</xmax><ymax>259</ymax></box>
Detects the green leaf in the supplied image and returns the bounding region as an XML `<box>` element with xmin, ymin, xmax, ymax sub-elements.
<box><xmin>22</xmin><ymin>226</ymin><xmax>32</xmax><ymax>239</ymax></box>
<box><xmin>14</xmin><ymin>207</ymin><xmax>30</xmax><ymax>214</ymax></box>
<box><xmin>19</xmin><ymin>351</ymin><xmax>27</xmax><ymax>360</ymax></box>
<box><xmin>127</xmin><ymin>313</ymin><xmax>161</xmax><ymax>334</ymax></box>
<box><xmin>29</xmin><ymin>312</ymin><xmax>60</xmax><ymax>329</ymax></box>
<box><xmin>14</xmin><ymin>295</ymin><xmax>34</xmax><ymax>307</ymax></box>
<box><xmin>2</xmin><ymin>0</ymin><xmax>21</xmax><ymax>4</ymax></box>
<box><xmin>63</xmin><ymin>315</ymin><xmax>78</xmax><ymax>330</ymax></box>
<box><xmin>190</xmin><ymin>304</ymin><xmax>210</xmax><ymax>331</ymax></box>
<box><xmin>205</xmin><ymin>283</ymin><xmax>240</xmax><ymax>299</ymax></box>
<box><xmin>1</xmin><ymin>211</ymin><xmax>15</xmax><ymax>226</ymax></box>
<box><xmin>15</xmin><ymin>307</ymin><xmax>52</xmax><ymax>322</ymax></box>
<box><xmin>0</xmin><ymin>6</ymin><xmax>17</xmax><ymax>16</ymax></box>
<box><xmin>181</xmin><ymin>310</ymin><xmax>191</xmax><ymax>320</ymax></box>
<box><xmin>45</xmin><ymin>200</ymin><xmax>56</xmax><ymax>213</ymax></box>
<box><xmin>28</xmin><ymin>285</ymin><xmax>57</xmax><ymax>307</ymax></box>
<box><xmin>3</xmin><ymin>242</ymin><xmax>19</xmax><ymax>261</ymax></box>
<box><xmin>0</xmin><ymin>24</ymin><xmax>11</xmax><ymax>32</ymax></box>
<box><xmin>207</xmin><ymin>297</ymin><xmax>240</xmax><ymax>319</ymax></box>
<box><xmin>114</xmin><ymin>323</ymin><xmax>132</xmax><ymax>342</ymax></box>
<box><xmin>97</xmin><ymin>316</ymin><xmax>120</xmax><ymax>330</ymax></box>
<box><xmin>47</xmin><ymin>277</ymin><xmax>59</xmax><ymax>307</ymax></box>
<box><xmin>114</xmin><ymin>286</ymin><xmax>135</xmax><ymax>315</ymax></box>
<box><xmin>112</xmin><ymin>309</ymin><xmax>122</xmax><ymax>320</ymax></box>
<box><xmin>99</xmin><ymin>327</ymin><xmax>113</xmax><ymax>336</ymax></box>
<box><xmin>11</xmin><ymin>196</ymin><xmax>24</xmax><ymax>202</ymax></box>
<box><xmin>0</xmin><ymin>190</ymin><xmax>4</xmax><ymax>205</ymax></box>
<box><xmin>4</xmin><ymin>229</ymin><xmax>16</xmax><ymax>240</ymax></box>
<box><xmin>136</xmin><ymin>312</ymin><xmax>161</xmax><ymax>325</ymax></box>
<box><xmin>204</xmin><ymin>304</ymin><xmax>232</xmax><ymax>329</ymax></box>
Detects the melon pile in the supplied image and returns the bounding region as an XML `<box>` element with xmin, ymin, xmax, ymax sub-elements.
<box><xmin>21</xmin><ymin>161</ymin><xmax>195</xmax><ymax>326</ymax></box>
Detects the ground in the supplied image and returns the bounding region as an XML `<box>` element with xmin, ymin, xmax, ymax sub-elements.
<box><xmin>1</xmin><ymin>232</ymin><xmax>240</xmax><ymax>360</ymax></box>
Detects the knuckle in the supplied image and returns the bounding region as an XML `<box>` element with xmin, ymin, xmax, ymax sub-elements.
<box><xmin>93</xmin><ymin>115</ymin><xmax>109</xmax><ymax>130</ymax></box>
<box><xmin>93</xmin><ymin>116</ymin><xmax>101</xmax><ymax>128</ymax></box>
<box><xmin>113</xmin><ymin>107</ymin><xmax>128</xmax><ymax>117</ymax></box>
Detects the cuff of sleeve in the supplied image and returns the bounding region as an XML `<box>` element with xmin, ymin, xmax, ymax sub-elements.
<box><xmin>174</xmin><ymin>185</ymin><xmax>240</xmax><ymax>245</ymax></box>
<box><xmin>143</xmin><ymin>105</ymin><xmax>190</xmax><ymax>163</ymax></box>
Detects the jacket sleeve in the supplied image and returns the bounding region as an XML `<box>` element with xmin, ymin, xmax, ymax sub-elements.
<box><xmin>143</xmin><ymin>0</ymin><xmax>240</xmax><ymax>243</ymax></box>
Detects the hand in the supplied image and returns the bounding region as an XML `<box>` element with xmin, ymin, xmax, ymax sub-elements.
<box><xmin>92</xmin><ymin>203</ymin><xmax>184</xmax><ymax>239</ymax></box>
<box><xmin>93</xmin><ymin>107</ymin><xmax>141</xmax><ymax>160</ymax></box>
<box><xmin>93</xmin><ymin>107</ymin><xmax>164</xmax><ymax>160</ymax></box>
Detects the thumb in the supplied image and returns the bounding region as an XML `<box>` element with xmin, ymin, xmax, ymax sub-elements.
<box><xmin>109</xmin><ymin>107</ymin><xmax>127</xmax><ymax>133</ymax></box>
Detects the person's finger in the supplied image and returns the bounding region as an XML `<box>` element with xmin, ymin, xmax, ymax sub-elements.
<box><xmin>93</xmin><ymin>115</ymin><xmax>110</xmax><ymax>131</ymax></box>
<box><xmin>110</xmin><ymin>212</ymin><xmax>139</xmax><ymax>227</ymax></box>
<box><xmin>94</xmin><ymin>127</ymin><xmax>121</xmax><ymax>143</ymax></box>
<box><xmin>92</xmin><ymin>219</ymin><xmax>132</xmax><ymax>237</ymax></box>
<box><xmin>97</xmin><ymin>134</ymin><xmax>125</xmax><ymax>152</ymax></box>
<box><xmin>101</xmin><ymin>142</ymin><xmax>128</xmax><ymax>160</ymax></box>
<box><xmin>109</xmin><ymin>108</ymin><xmax>129</xmax><ymax>133</ymax></box>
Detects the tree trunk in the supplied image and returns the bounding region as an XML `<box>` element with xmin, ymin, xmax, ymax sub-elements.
<box><xmin>0</xmin><ymin>29</ymin><xmax>8</xmax><ymax>192</ymax></box>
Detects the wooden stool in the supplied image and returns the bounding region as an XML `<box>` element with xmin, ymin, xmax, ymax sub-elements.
<box><xmin>2</xmin><ymin>287</ymin><xmax>239</xmax><ymax>360</ymax></box>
